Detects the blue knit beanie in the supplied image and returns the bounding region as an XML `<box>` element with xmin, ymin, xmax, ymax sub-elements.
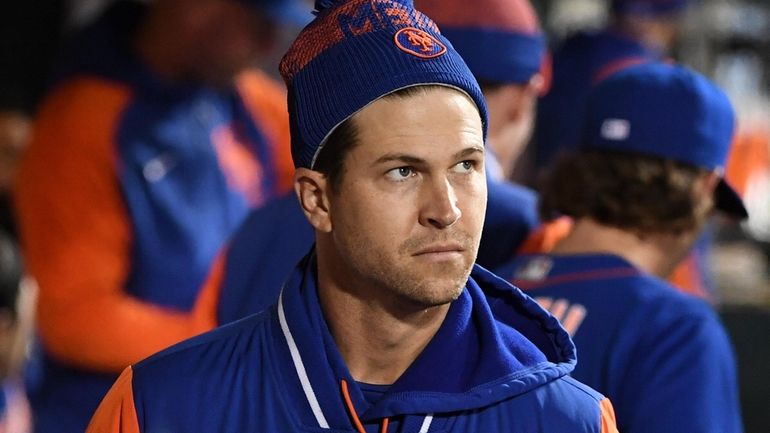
<box><xmin>279</xmin><ymin>0</ymin><xmax>488</xmax><ymax>169</ymax></box>
<box><xmin>417</xmin><ymin>0</ymin><xmax>547</xmax><ymax>85</ymax></box>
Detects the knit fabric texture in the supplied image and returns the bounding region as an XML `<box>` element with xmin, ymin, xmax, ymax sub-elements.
<box><xmin>280</xmin><ymin>0</ymin><xmax>488</xmax><ymax>169</ymax></box>
<box><xmin>416</xmin><ymin>0</ymin><xmax>546</xmax><ymax>84</ymax></box>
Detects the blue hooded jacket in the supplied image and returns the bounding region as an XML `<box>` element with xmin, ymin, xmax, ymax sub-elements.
<box><xmin>88</xmin><ymin>254</ymin><xmax>617</xmax><ymax>433</ymax></box>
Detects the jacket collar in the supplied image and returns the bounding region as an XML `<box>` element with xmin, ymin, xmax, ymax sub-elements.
<box><xmin>273</xmin><ymin>253</ymin><xmax>576</xmax><ymax>430</ymax></box>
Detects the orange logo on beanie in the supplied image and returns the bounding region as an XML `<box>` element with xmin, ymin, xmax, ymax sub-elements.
<box><xmin>394</xmin><ymin>27</ymin><xmax>446</xmax><ymax>59</ymax></box>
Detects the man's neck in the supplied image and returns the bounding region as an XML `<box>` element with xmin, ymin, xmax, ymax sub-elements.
<box><xmin>552</xmin><ymin>218</ymin><xmax>685</xmax><ymax>278</ymax></box>
<box><xmin>316</xmin><ymin>253</ymin><xmax>450</xmax><ymax>385</ymax></box>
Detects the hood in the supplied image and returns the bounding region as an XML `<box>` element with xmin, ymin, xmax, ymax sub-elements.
<box><xmin>274</xmin><ymin>253</ymin><xmax>576</xmax><ymax>430</ymax></box>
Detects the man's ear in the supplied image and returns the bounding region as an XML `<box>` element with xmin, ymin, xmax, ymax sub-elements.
<box><xmin>697</xmin><ymin>170</ymin><xmax>721</xmax><ymax>196</ymax></box>
<box><xmin>506</xmin><ymin>75</ymin><xmax>543</xmax><ymax>122</ymax></box>
<box><xmin>294</xmin><ymin>168</ymin><xmax>333</xmax><ymax>233</ymax></box>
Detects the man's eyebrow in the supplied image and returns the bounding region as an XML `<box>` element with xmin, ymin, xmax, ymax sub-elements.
<box><xmin>372</xmin><ymin>146</ymin><xmax>484</xmax><ymax>167</ymax></box>
<box><xmin>455</xmin><ymin>146</ymin><xmax>484</xmax><ymax>159</ymax></box>
<box><xmin>372</xmin><ymin>154</ymin><xmax>426</xmax><ymax>166</ymax></box>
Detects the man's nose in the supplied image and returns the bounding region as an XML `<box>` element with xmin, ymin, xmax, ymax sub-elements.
<box><xmin>419</xmin><ymin>177</ymin><xmax>462</xmax><ymax>229</ymax></box>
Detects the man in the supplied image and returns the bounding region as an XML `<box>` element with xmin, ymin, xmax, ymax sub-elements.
<box><xmin>496</xmin><ymin>63</ymin><xmax>744</xmax><ymax>433</ymax></box>
<box><xmin>533</xmin><ymin>0</ymin><xmax>720</xmax><ymax>298</ymax></box>
<box><xmin>13</xmin><ymin>0</ymin><xmax>307</xmax><ymax>431</ymax></box>
<box><xmin>217</xmin><ymin>0</ymin><xmax>548</xmax><ymax>323</ymax></box>
<box><xmin>87</xmin><ymin>1</ymin><xmax>618</xmax><ymax>432</ymax></box>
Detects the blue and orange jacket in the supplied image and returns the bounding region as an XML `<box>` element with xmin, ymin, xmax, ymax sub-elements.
<box><xmin>495</xmin><ymin>253</ymin><xmax>744</xmax><ymax>433</ymax></box>
<box><xmin>88</xmin><ymin>254</ymin><xmax>618</xmax><ymax>433</ymax></box>
<box><xmin>13</xmin><ymin>2</ymin><xmax>293</xmax><ymax>432</ymax></box>
<box><xmin>217</xmin><ymin>178</ymin><xmax>538</xmax><ymax>324</ymax></box>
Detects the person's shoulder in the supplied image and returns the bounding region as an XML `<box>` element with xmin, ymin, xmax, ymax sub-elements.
<box><xmin>225</xmin><ymin>193</ymin><xmax>311</xmax><ymax>264</ymax></box>
<box><xmin>629</xmin><ymin>274</ymin><xmax>716</xmax><ymax>317</ymax></box>
<box><xmin>487</xmin><ymin>374</ymin><xmax>613</xmax><ymax>431</ymax></box>
<box><xmin>121</xmin><ymin>309</ymin><xmax>288</xmax><ymax>430</ymax></box>
<box><xmin>478</xmin><ymin>181</ymin><xmax>540</xmax><ymax>268</ymax></box>
<box><xmin>133</xmin><ymin>309</ymin><xmax>274</xmax><ymax>379</ymax></box>
<box><xmin>620</xmin><ymin>276</ymin><xmax>730</xmax><ymax>353</ymax></box>
<box><xmin>533</xmin><ymin>375</ymin><xmax>615</xmax><ymax>429</ymax></box>
<box><xmin>40</xmin><ymin>78</ymin><xmax>134</xmax><ymax>121</ymax></box>
<box><xmin>235</xmin><ymin>68</ymin><xmax>288</xmax><ymax>117</ymax></box>
<box><xmin>551</xmin><ymin>374</ymin><xmax>607</xmax><ymax>404</ymax></box>
<box><xmin>487</xmin><ymin>180</ymin><xmax>538</xmax><ymax>211</ymax></box>
<box><xmin>30</xmin><ymin>78</ymin><xmax>135</xmax><ymax>158</ymax></box>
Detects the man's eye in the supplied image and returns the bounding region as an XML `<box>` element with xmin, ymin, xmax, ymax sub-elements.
<box><xmin>385</xmin><ymin>166</ymin><xmax>414</xmax><ymax>181</ymax></box>
<box><xmin>452</xmin><ymin>160</ymin><xmax>476</xmax><ymax>173</ymax></box>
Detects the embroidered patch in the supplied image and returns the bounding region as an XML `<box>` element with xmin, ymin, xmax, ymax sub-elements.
<box><xmin>394</xmin><ymin>27</ymin><xmax>446</xmax><ymax>59</ymax></box>
<box><xmin>601</xmin><ymin>118</ymin><xmax>631</xmax><ymax>141</ymax></box>
<box><xmin>515</xmin><ymin>257</ymin><xmax>554</xmax><ymax>281</ymax></box>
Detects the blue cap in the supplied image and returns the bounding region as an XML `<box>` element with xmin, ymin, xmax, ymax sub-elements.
<box><xmin>583</xmin><ymin>62</ymin><xmax>747</xmax><ymax>218</ymax></box>
<box><xmin>280</xmin><ymin>0</ymin><xmax>488</xmax><ymax>169</ymax></box>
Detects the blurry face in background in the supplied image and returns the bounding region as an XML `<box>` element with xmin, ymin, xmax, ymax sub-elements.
<box><xmin>650</xmin><ymin>12</ymin><xmax>686</xmax><ymax>53</ymax></box>
<box><xmin>616</xmin><ymin>10</ymin><xmax>687</xmax><ymax>55</ymax></box>
<box><xmin>189</xmin><ymin>0</ymin><xmax>276</xmax><ymax>86</ymax></box>
<box><xmin>483</xmin><ymin>74</ymin><xmax>543</xmax><ymax>180</ymax></box>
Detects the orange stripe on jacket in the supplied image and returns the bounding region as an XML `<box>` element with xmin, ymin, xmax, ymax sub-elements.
<box><xmin>14</xmin><ymin>79</ymin><xmax>219</xmax><ymax>372</ymax></box>
<box><xmin>86</xmin><ymin>367</ymin><xmax>140</xmax><ymax>433</ymax></box>
<box><xmin>600</xmin><ymin>398</ymin><xmax>619</xmax><ymax>433</ymax></box>
<box><xmin>236</xmin><ymin>69</ymin><xmax>294</xmax><ymax>194</ymax></box>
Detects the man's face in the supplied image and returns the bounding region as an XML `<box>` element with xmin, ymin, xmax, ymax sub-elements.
<box><xmin>484</xmin><ymin>82</ymin><xmax>538</xmax><ymax>179</ymax></box>
<box><xmin>325</xmin><ymin>86</ymin><xmax>486</xmax><ymax>309</ymax></box>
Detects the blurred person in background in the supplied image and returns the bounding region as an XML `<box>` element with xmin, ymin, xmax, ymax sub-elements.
<box><xmin>215</xmin><ymin>0</ymin><xmax>551</xmax><ymax>324</ymax></box>
<box><xmin>496</xmin><ymin>62</ymin><xmax>745</xmax><ymax>433</ymax></box>
<box><xmin>0</xmin><ymin>230</ymin><xmax>34</xmax><ymax>433</ymax></box>
<box><xmin>534</xmin><ymin>0</ymin><xmax>721</xmax><ymax>299</ymax></box>
<box><xmin>0</xmin><ymin>1</ymin><xmax>68</xmax><ymax>239</ymax></box>
<box><xmin>12</xmin><ymin>0</ymin><xmax>309</xmax><ymax>431</ymax></box>
<box><xmin>0</xmin><ymin>115</ymin><xmax>30</xmax><ymax>240</ymax></box>
<box><xmin>534</xmin><ymin>0</ymin><xmax>691</xmax><ymax>176</ymax></box>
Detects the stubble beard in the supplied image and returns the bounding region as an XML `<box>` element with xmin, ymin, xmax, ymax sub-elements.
<box><xmin>340</xmin><ymin>230</ymin><xmax>478</xmax><ymax>310</ymax></box>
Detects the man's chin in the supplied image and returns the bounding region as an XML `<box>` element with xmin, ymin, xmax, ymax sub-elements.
<box><xmin>407</xmin><ymin>273</ymin><xmax>469</xmax><ymax>307</ymax></box>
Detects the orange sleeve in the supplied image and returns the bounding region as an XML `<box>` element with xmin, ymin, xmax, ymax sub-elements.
<box><xmin>516</xmin><ymin>216</ymin><xmax>574</xmax><ymax>255</ymax></box>
<box><xmin>86</xmin><ymin>367</ymin><xmax>141</xmax><ymax>433</ymax></box>
<box><xmin>236</xmin><ymin>69</ymin><xmax>294</xmax><ymax>193</ymax></box>
<box><xmin>14</xmin><ymin>79</ymin><xmax>219</xmax><ymax>372</ymax></box>
<box><xmin>599</xmin><ymin>398</ymin><xmax>619</xmax><ymax>433</ymax></box>
<box><xmin>668</xmin><ymin>253</ymin><xmax>709</xmax><ymax>299</ymax></box>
